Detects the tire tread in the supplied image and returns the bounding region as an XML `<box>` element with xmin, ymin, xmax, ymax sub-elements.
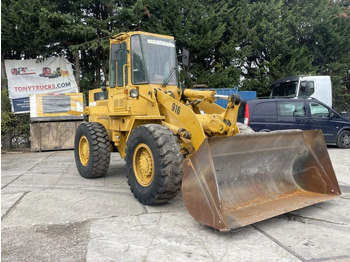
<box><xmin>75</xmin><ymin>122</ymin><xmax>110</xmax><ymax>178</ymax></box>
<box><xmin>126</xmin><ymin>124</ymin><xmax>183</xmax><ymax>205</ymax></box>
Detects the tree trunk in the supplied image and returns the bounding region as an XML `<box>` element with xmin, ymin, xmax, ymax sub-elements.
<box><xmin>1</xmin><ymin>54</ymin><xmax>12</xmax><ymax>150</ymax></box>
<box><xmin>1</xmin><ymin>53</ymin><xmax>8</xmax><ymax>90</ymax></box>
<box><xmin>96</xmin><ymin>48</ymin><xmax>101</xmax><ymax>88</ymax></box>
<box><xmin>74</xmin><ymin>50</ymin><xmax>80</xmax><ymax>91</ymax></box>
<box><xmin>2</xmin><ymin>132</ymin><xmax>12</xmax><ymax>151</ymax></box>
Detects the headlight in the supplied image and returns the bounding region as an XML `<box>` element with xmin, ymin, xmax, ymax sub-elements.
<box><xmin>129</xmin><ymin>88</ymin><xmax>139</xmax><ymax>98</ymax></box>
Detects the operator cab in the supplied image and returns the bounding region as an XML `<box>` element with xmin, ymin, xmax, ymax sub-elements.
<box><xmin>109</xmin><ymin>32</ymin><xmax>178</xmax><ymax>89</ymax></box>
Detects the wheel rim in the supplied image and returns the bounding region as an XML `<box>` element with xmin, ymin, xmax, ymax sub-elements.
<box><xmin>341</xmin><ymin>133</ymin><xmax>350</xmax><ymax>147</ymax></box>
<box><xmin>133</xmin><ymin>143</ymin><xmax>155</xmax><ymax>187</ymax></box>
<box><xmin>79</xmin><ymin>136</ymin><xmax>90</xmax><ymax>166</ymax></box>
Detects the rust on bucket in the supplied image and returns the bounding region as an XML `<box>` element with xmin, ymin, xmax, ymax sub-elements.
<box><xmin>182</xmin><ymin>129</ymin><xmax>341</xmax><ymax>231</ymax></box>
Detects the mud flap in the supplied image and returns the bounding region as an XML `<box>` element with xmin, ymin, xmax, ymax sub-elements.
<box><xmin>182</xmin><ymin>129</ymin><xmax>341</xmax><ymax>231</ymax></box>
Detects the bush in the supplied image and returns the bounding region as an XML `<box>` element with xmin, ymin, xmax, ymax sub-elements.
<box><xmin>1</xmin><ymin>89</ymin><xmax>30</xmax><ymax>149</ymax></box>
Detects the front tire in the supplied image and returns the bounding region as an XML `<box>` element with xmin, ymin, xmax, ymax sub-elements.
<box><xmin>126</xmin><ymin>124</ymin><xmax>183</xmax><ymax>205</ymax></box>
<box><xmin>336</xmin><ymin>130</ymin><xmax>350</xmax><ymax>149</ymax></box>
<box><xmin>74</xmin><ymin>122</ymin><xmax>111</xmax><ymax>178</ymax></box>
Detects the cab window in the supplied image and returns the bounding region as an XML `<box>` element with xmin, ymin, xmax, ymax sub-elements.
<box><xmin>309</xmin><ymin>102</ymin><xmax>330</xmax><ymax>118</ymax></box>
<box><xmin>299</xmin><ymin>81</ymin><xmax>315</xmax><ymax>97</ymax></box>
<box><xmin>109</xmin><ymin>45</ymin><xmax>117</xmax><ymax>88</ymax></box>
<box><xmin>131</xmin><ymin>35</ymin><xmax>148</xmax><ymax>84</ymax></box>
<box><xmin>94</xmin><ymin>91</ymin><xmax>108</xmax><ymax>101</ymax></box>
<box><xmin>271</xmin><ymin>81</ymin><xmax>298</xmax><ymax>97</ymax></box>
<box><xmin>253</xmin><ymin>102</ymin><xmax>277</xmax><ymax>117</ymax></box>
<box><xmin>278</xmin><ymin>101</ymin><xmax>306</xmax><ymax>117</ymax></box>
<box><xmin>117</xmin><ymin>42</ymin><xmax>128</xmax><ymax>87</ymax></box>
<box><xmin>109</xmin><ymin>42</ymin><xmax>128</xmax><ymax>88</ymax></box>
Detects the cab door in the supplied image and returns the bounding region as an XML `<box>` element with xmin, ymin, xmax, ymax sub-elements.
<box><xmin>250</xmin><ymin>101</ymin><xmax>278</xmax><ymax>131</ymax></box>
<box><xmin>305</xmin><ymin>101</ymin><xmax>337</xmax><ymax>143</ymax></box>
<box><xmin>109</xmin><ymin>42</ymin><xmax>129</xmax><ymax>114</ymax></box>
<box><xmin>277</xmin><ymin>101</ymin><xmax>307</xmax><ymax>130</ymax></box>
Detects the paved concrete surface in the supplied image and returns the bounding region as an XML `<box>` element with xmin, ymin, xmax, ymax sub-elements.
<box><xmin>1</xmin><ymin>148</ymin><xmax>350</xmax><ymax>261</ymax></box>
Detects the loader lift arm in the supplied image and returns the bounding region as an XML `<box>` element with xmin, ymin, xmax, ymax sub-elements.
<box><xmin>155</xmin><ymin>89</ymin><xmax>241</xmax><ymax>151</ymax></box>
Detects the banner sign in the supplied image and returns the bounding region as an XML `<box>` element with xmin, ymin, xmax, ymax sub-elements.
<box><xmin>5</xmin><ymin>57</ymin><xmax>78</xmax><ymax>113</ymax></box>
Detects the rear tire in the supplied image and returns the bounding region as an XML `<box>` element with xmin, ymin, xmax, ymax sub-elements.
<box><xmin>336</xmin><ymin>130</ymin><xmax>350</xmax><ymax>149</ymax></box>
<box><xmin>126</xmin><ymin>124</ymin><xmax>183</xmax><ymax>205</ymax></box>
<box><xmin>74</xmin><ymin>122</ymin><xmax>111</xmax><ymax>178</ymax></box>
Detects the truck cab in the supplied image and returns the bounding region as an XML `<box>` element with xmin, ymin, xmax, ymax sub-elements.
<box><xmin>270</xmin><ymin>75</ymin><xmax>332</xmax><ymax>108</ymax></box>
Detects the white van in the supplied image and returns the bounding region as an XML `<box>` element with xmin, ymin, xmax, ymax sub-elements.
<box><xmin>270</xmin><ymin>75</ymin><xmax>332</xmax><ymax>108</ymax></box>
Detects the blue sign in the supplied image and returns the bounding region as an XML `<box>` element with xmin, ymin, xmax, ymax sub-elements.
<box><xmin>12</xmin><ymin>97</ymin><xmax>30</xmax><ymax>113</ymax></box>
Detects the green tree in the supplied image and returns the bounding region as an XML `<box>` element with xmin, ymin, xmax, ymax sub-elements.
<box><xmin>222</xmin><ymin>0</ymin><xmax>316</xmax><ymax>95</ymax></box>
<box><xmin>312</xmin><ymin>2</ymin><xmax>350</xmax><ymax>111</ymax></box>
<box><xmin>1</xmin><ymin>0</ymin><xmax>70</xmax><ymax>59</ymax></box>
<box><xmin>284</xmin><ymin>0</ymin><xmax>350</xmax><ymax>111</ymax></box>
<box><xmin>1</xmin><ymin>0</ymin><xmax>350</xmax><ymax>117</ymax></box>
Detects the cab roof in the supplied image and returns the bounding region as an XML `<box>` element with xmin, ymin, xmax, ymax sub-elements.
<box><xmin>110</xmin><ymin>31</ymin><xmax>174</xmax><ymax>43</ymax></box>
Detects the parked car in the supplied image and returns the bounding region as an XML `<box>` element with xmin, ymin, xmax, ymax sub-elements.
<box><xmin>237</xmin><ymin>98</ymin><xmax>350</xmax><ymax>148</ymax></box>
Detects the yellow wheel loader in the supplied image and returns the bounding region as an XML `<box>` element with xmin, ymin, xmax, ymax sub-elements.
<box><xmin>74</xmin><ymin>31</ymin><xmax>341</xmax><ymax>231</ymax></box>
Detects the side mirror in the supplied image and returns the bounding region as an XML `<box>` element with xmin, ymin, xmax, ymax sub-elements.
<box><xmin>300</xmin><ymin>81</ymin><xmax>310</xmax><ymax>92</ymax></box>
<box><xmin>330</xmin><ymin>112</ymin><xmax>339</xmax><ymax>119</ymax></box>
<box><xmin>182</xmin><ymin>48</ymin><xmax>189</xmax><ymax>67</ymax></box>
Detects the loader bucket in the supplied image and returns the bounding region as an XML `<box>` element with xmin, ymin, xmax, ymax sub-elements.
<box><xmin>182</xmin><ymin>129</ymin><xmax>341</xmax><ymax>231</ymax></box>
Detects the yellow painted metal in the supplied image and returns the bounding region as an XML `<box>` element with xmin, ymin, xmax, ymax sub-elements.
<box><xmin>133</xmin><ymin>143</ymin><xmax>155</xmax><ymax>186</ymax></box>
<box><xmin>156</xmin><ymin>90</ymin><xmax>206</xmax><ymax>151</ymax></box>
<box><xmin>67</xmin><ymin>110</ymin><xmax>83</xmax><ymax>116</ymax></box>
<box><xmin>83</xmin><ymin>107</ymin><xmax>90</xmax><ymax>115</ymax></box>
<box><xmin>183</xmin><ymin>89</ymin><xmax>216</xmax><ymax>103</ymax></box>
<box><xmin>222</xmin><ymin>98</ymin><xmax>240</xmax><ymax>136</ymax></box>
<box><xmin>197</xmin><ymin>100</ymin><xmax>225</xmax><ymax>114</ymax></box>
<box><xmin>139</xmin><ymin>92</ymin><xmax>156</xmax><ymax>104</ymax></box>
<box><xmin>110</xmin><ymin>31</ymin><xmax>174</xmax><ymax>45</ymax></box>
<box><xmin>196</xmin><ymin>114</ymin><xmax>227</xmax><ymax>135</ymax></box>
<box><xmin>79</xmin><ymin>136</ymin><xmax>89</xmax><ymax>166</ymax></box>
<box><xmin>162</xmin><ymin>122</ymin><xmax>184</xmax><ymax>135</ymax></box>
<box><xmin>122</xmin><ymin>63</ymin><xmax>128</xmax><ymax>88</ymax></box>
<box><xmin>88</xmin><ymin>105</ymin><xmax>109</xmax><ymax>115</ymax></box>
